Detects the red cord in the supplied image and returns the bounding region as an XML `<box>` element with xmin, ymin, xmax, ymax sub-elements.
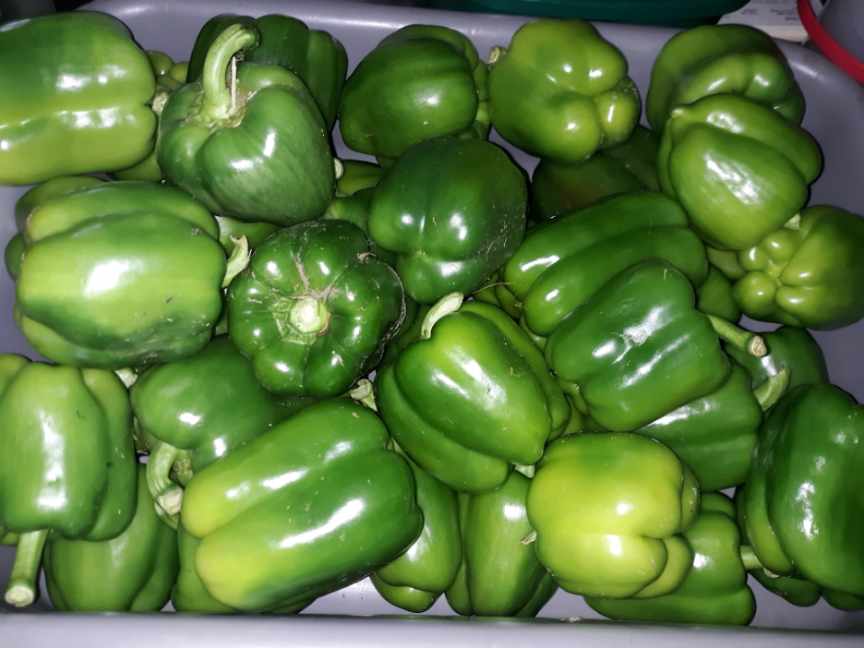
<box><xmin>797</xmin><ymin>0</ymin><xmax>864</xmax><ymax>83</ymax></box>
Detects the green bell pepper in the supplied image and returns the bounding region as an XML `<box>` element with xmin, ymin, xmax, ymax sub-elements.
<box><xmin>376</xmin><ymin>295</ymin><xmax>569</xmax><ymax>493</ymax></box>
<box><xmin>738</xmin><ymin>383</ymin><xmax>864</xmax><ymax>597</ymax></box>
<box><xmin>335</xmin><ymin>160</ymin><xmax>384</xmax><ymax>197</ymax></box>
<box><xmin>228</xmin><ymin>219</ymin><xmax>405</xmax><ymax>397</ymax></box>
<box><xmin>131</xmin><ymin>337</ymin><xmax>307</xmax><ymax>521</ymax></box>
<box><xmin>658</xmin><ymin>94</ymin><xmax>822</xmax><ymax>251</ymax></box>
<box><xmin>697</xmin><ymin>267</ymin><xmax>741</xmax><ymax>322</ymax></box>
<box><xmin>0</xmin><ymin>355</ymin><xmax>136</xmax><ymax>607</ymax></box>
<box><xmin>505</xmin><ymin>192</ymin><xmax>708</xmax><ymax>337</ymax></box>
<box><xmin>214</xmin><ymin>216</ymin><xmax>279</xmax><ymax>255</ymax></box>
<box><xmin>369</xmin><ymin>137</ymin><xmax>527</xmax><ymax>304</ymax></box>
<box><xmin>546</xmin><ymin>261</ymin><xmax>765</xmax><ymax>432</ymax></box>
<box><xmin>488</xmin><ymin>19</ymin><xmax>640</xmax><ymax>164</ymax></box>
<box><xmin>528</xmin><ymin>432</ymin><xmax>699</xmax><ymax>598</ymax></box>
<box><xmin>323</xmin><ymin>188</ymin><xmax>397</xmax><ymax>266</ymax></box>
<box><xmin>159</xmin><ymin>24</ymin><xmax>335</xmax><ymax>225</ymax></box>
<box><xmin>180</xmin><ymin>399</ymin><xmax>422</xmax><ymax>611</ymax></box>
<box><xmin>339</xmin><ymin>24</ymin><xmax>489</xmax><ymax>163</ymax></box>
<box><xmin>187</xmin><ymin>14</ymin><xmax>347</xmax><ymax>129</ymax></box>
<box><xmin>0</xmin><ymin>12</ymin><xmax>156</xmax><ymax>184</ymax></box>
<box><xmin>372</xmin><ymin>454</ymin><xmax>462</xmax><ymax>613</ymax></box>
<box><xmin>44</xmin><ymin>465</ymin><xmax>178</xmax><ymax>612</ymax></box>
<box><xmin>647</xmin><ymin>24</ymin><xmax>804</xmax><ymax>132</ymax></box>
<box><xmin>14</xmin><ymin>181</ymin><xmax>227</xmax><ymax>368</ymax></box>
<box><xmin>530</xmin><ymin>126</ymin><xmax>660</xmax><ymax>221</ymax></box>
<box><xmin>731</xmin><ymin>206</ymin><xmax>864</xmax><ymax>329</ymax></box>
<box><xmin>634</xmin><ymin>365</ymin><xmax>788</xmax><ymax>493</ymax></box>
<box><xmin>727</xmin><ymin>325</ymin><xmax>828</xmax><ymax>394</ymax></box>
<box><xmin>587</xmin><ymin>493</ymin><xmax>756</xmax><ymax>625</ymax></box>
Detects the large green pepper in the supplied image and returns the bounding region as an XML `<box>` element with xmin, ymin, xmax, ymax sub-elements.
<box><xmin>228</xmin><ymin>220</ymin><xmax>405</xmax><ymax>397</ymax></box>
<box><xmin>446</xmin><ymin>471</ymin><xmax>557</xmax><ymax>617</ymax></box>
<box><xmin>131</xmin><ymin>337</ymin><xmax>306</xmax><ymax>521</ymax></box>
<box><xmin>530</xmin><ymin>126</ymin><xmax>660</xmax><ymax>221</ymax></box>
<box><xmin>376</xmin><ymin>295</ymin><xmax>569</xmax><ymax>493</ymax></box>
<box><xmin>658</xmin><ymin>94</ymin><xmax>822</xmax><ymax>251</ymax></box>
<box><xmin>488</xmin><ymin>19</ymin><xmax>640</xmax><ymax>164</ymax></box>
<box><xmin>44</xmin><ymin>466</ymin><xmax>178</xmax><ymax>612</ymax></box>
<box><xmin>587</xmin><ymin>494</ymin><xmax>755</xmax><ymax>625</ymax></box>
<box><xmin>159</xmin><ymin>24</ymin><xmax>335</xmax><ymax>225</ymax></box>
<box><xmin>0</xmin><ymin>13</ymin><xmax>156</xmax><ymax>184</ymax></box>
<box><xmin>0</xmin><ymin>355</ymin><xmax>136</xmax><ymax>607</ymax></box>
<box><xmin>738</xmin><ymin>383</ymin><xmax>864</xmax><ymax>597</ymax></box>
<box><xmin>528</xmin><ymin>432</ymin><xmax>699</xmax><ymax>598</ymax></box>
<box><xmin>180</xmin><ymin>399</ymin><xmax>422</xmax><ymax>611</ymax></box>
<box><xmin>504</xmin><ymin>192</ymin><xmax>708</xmax><ymax>336</ymax></box>
<box><xmin>14</xmin><ymin>181</ymin><xmax>227</xmax><ymax>368</ymax></box>
<box><xmin>187</xmin><ymin>14</ymin><xmax>347</xmax><ymax>128</ymax></box>
<box><xmin>546</xmin><ymin>261</ymin><xmax>764</xmax><ymax>432</ymax></box>
<box><xmin>372</xmin><ymin>454</ymin><xmax>462</xmax><ymax>613</ymax></box>
<box><xmin>731</xmin><ymin>206</ymin><xmax>864</xmax><ymax>329</ymax></box>
<box><xmin>369</xmin><ymin>138</ymin><xmax>527</xmax><ymax>304</ymax></box>
<box><xmin>647</xmin><ymin>24</ymin><xmax>804</xmax><ymax>132</ymax></box>
<box><xmin>339</xmin><ymin>25</ymin><xmax>489</xmax><ymax>163</ymax></box>
<box><xmin>634</xmin><ymin>365</ymin><xmax>788</xmax><ymax>492</ymax></box>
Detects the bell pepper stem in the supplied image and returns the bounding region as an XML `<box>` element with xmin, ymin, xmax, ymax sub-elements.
<box><xmin>334</xmin><ymin>158</ymin><xmax>344</xmax><ymax>181</ymax></box>
<box><xmin>114</xmin><ymin>367</ymin><xmax>138</xmax><ymax>388</ymax></box>
<box><xmin>200</xmin><ymin>24</ymin><xmax>259</xmax><ymax>122</ymax></box>
<box><xmin>488</xmin><ymin>46</ymin><xmax>505</xmax><ymax>65</ymax></box>
<box><xmin>706</xmin><ymin>315</ymin><xmax>766</xmax><ymax>357</ymax></box>
<box><xmin>520</xmin><ymin>530</ymin><xmax>537</xmax><ymax>545</ymax></box>
<box><xmin>514</xmin><ymin>464</ymin><xmax>536</xmax><ymax>478</ymax></box>
<box><xmin>349</xmin><ymin>378</ymin><xmax>378</xmax><ymax>412</ymax></box>
<box><xmin>147</xmin><ymin>441</ymin><xmax>184</xmax><ymax>527</ymax></box>
<box><xmin>740</xmin><ymin>545</ymin><xmax>763</xmax><ymax>572</ymax></box>
<box><xmin>223</xmin><ymin>235</ymin><xmax>251</xmax><ymax>288</ymax></box>
<box><xmin>421</xmin><ymin>292</ymin><xmax>464</xmax><ymax>339</ymax></box>
<box><xmin>4</xmin><ymin>529</ymin><xmax>48</xmax><ymax>607</ymax></box>
<box><xmin>754</xmin><ymin>368</ymin><xmax>790</xmax><ymax>412</ymax></box>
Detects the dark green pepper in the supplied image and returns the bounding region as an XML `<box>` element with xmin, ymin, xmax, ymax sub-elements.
<box><xmin>335</xmin><ymin>160</ymin><xmax>384</xmax><ymax>197</ymax></box>
<box><xmin>0</xmin><ymin>355</ymin><xmax>137</xmax><ymax>607</ymax></box>
<box><xmin>45</xmin><ymin>466</ymin><xmax>178</xmax><ymax>612</ymax></box>
<box><xmin>159</xmin><ymin>24</ymin><xmax>335</xmax><ymax>225</ymax></box>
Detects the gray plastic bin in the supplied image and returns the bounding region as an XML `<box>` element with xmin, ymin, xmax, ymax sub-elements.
<box><xmin>1</xmin><ymin>1</ymin><xmax>863</xmax><ymax>645</ymax></box>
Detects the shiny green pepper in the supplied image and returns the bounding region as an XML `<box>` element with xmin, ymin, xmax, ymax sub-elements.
<box><xmin>488</xmin><ymin>19</ymin><xmax>640</xmax><ymax>164</ymax></box>
<box><xmin>0</xmin><ymin>355</ymin><xmax>137</xmax><ymax>608</ymax></box>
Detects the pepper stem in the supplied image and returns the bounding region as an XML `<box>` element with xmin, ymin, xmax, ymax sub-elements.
<box><xmin>147</xmin><ymin>442</ymin><xmax>183</xmax><ymax>527</ymax></box>
<box><xmin>223</xmin><ymin>235</ymin><xmax>251</xmax><ymax>288</ymax></box>
<box><xmin>114</xmin><ymin>368</ymin><xmax>138</xmax><ymax>388</ymax></box>
<box><xmin>200</xmin><ymin>24</ymin><xmax>259</xmax><ymax>122</ymax></box>
<box><xmin>520</xmin><ymin>530</ymin><xmax>537</xmax><ymax>545</ymax></box>
<box><xmin>4</xmin><ymin>529</ymin><xmax>48</xmax><ymax>607</ymax></box>
<box><xmin>754</xmin><ymin>368</ymin><xmax>790</xmax><ymax>411</ymax></box>
<box><xmin>707</xmin><ymin>315</ymin><xmax>766</xmax><ymax>357</ymax></box>
<box><xmin>514</xmin><ymin>464</ymin><xmax>535</xmax><ymax>479</ymax></box>
<box><xmin>349</xmin><ymin>378</ymin><xmax>378</xmax><ymax>412</ymax></box>
<box><xmin>488</xmin><ymin>46</ymin><xmax>505</xmax><ymax>65</ymax></box>
<box><xmin>334</xmin><ymin>158</ymin><xmax>344</xmax><ymax>181</ymax></box>
<box><xmin>740</xmin><ymin>545</ymin><xmax>763</xmax><ymax>572</ymax></box>
<box><xmin>289</xmin><ymin>297</ymin><xmax>330</xmax><ymax>335</ymax></box>
<box><xmin>421</xmin><ymin>292</ymin><xmax>464</xmax><ymax>339</ymax></box>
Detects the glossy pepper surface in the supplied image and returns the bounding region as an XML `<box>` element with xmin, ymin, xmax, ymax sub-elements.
<box><xmin>0</xmin><ymin>355</ymin><xmax>137</xmax><ymax>607</ymax></box>
<box><xmin>647</xmin><ymin>24</ymin><xmax>804</xmax><ymax>132</ymax></box>
<box><xmin>738</xmin><ymin>383</ymin><xmax>864</xmax><ymax>597</ymax></box>
<box><xmin>0</xmin><ymin>12</ymin><xmax>156</xmax><ymax>184</ymax></box>
<box><xmin>633</xmin><ymin>365</ymin><xmax>788</xmax><ymax>492</ymax></box>
<box><xmin>131</xmin><ymin>337</ymin><xmax>306</xmax><ymax>520</ymax></box>
<box><xmin>228</xmin><ymin>220</ymin><xmax>405</xmax><ymax>397</ymax></box>
<box><xmin>504</xmin><ymin>192</ymin><xmax>708</xmax><ymax>336</ymax></box>
<box><xmin>45</xmin><ymin>466</ymin><xmax>179</xmax><ymax>612</ymax></box>
<box><xmin>446</xmin><ymin>471</ymin><xmax>557</xmax><ymax>617</ymax></box>
<box><xmin>726</xmin><ymin>325</ymin><xmax>828</xmax><ymax>394</ymax></box>
<box><xmin>658</xmin><ymin>94</ymin><xmax>822</xmax><ymax>251</ymax></box>
<box><xmin>376</xmin><ymin>295</ymin><xmax>569</xmax><ymax>493</ymax></box>
<box><xmin>187</xmin><ymin>14</ymin><xmax>347</xmax><ymax>128</ymax></box>
<box><xmin>488</xmin><ymin>19</ymin><xmax>640</xmax><ymax>164</ymax></box>
<box><xmin>372</xmin><ymin>454</ymin><xmax>462</xmax><ymax>613</ymax></box>
<box><xmin>545</xmin><ymin>261</ymin><xmax>762</xmax><ymax>432</ymax></box>
<box><xmin>731</xmin><ymin>206</ymin><xmax>864</xmax><ymax>329</ymax></box>
<box><xmin>14</xmin><ymin>181</ymin><xmax>226</xmax><ymax>368</ymax></box>
<box><xmin>528</xmin><ymin>433</ymin><xmax>699</xmax><ymax>598</ymax></box>
<box><xmin>369</xmin><ymin>138</ymin><xmax>527</xmax><ymax>304</ymax></box>
<box><xmin>180</xmin><ymin>399</ymin><xmax>422</xmax><ymax>611</ymax></box>
<box><xmin>530</xmin><ymin>126</ymin><xmax>660</xmax><ymax>221</ymax></box>
<box><xmin>339</xmin><ymin>24</ymin><xmax>489</xmax><ymax>163</ymax></box>
<box><xmin>587</xmin><ymin>494</ymin><xmax>755</xmax><ymax>625</ymax></box>
<box><xmin>159</xmin><ymin>24</ymin><xmax>335</xmax><ymax>225</ymax></box>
